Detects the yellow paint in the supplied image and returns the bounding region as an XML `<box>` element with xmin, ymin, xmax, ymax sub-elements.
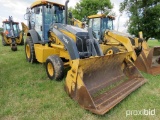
<box><xmin>1</xmin><ymin>32</ymin><xmax>11</xmax><ymax>44</ymax></box>
<box><xmin>47</xmin><ymin>62</ymin><xmax>54</xmax><ymax>76</ymax></box>
<box><xmin>49</xmin><ymin>32</ymin><xmax>64</xmax><ymax>45</ymax></box>
<box><xmin>76</xmin><ymin>72</ymin><xmax>85</xmax><ymax>89</ymax></box>
<box><xmin>88</xmin><ymin>14</ymin><xmax>106</xmax><ymax>19</ymax></box>
<box><xmin>106</xmin><ymin>31</ymin><xmax>137</xmax><ymax>60</ymax></box>
<box><xmin>142</xmin><ymin>41</ymin><xmax>149</xmax><ymax>49</ymax></box>
<box><xmin>60</xmin><ymin>30</ymin><xmax>76</xmax><ymax>42</ymax></box>
<box><xmin>87</xmin><ymin>14</ymin><xmax>154</xmax><ymax>63</ymax></box>
<box><xmin>16</xmin><ymin>38</ymin><xmax>21</xmax><ymax>44</ymax></box>
<box><xmin>106</xmin><ymin>49</ymin><xmax>114</xmax><ymax>55</ymax></box>
<box><xmin>71</xmin><ymin>18</ymin><xmax>84</xmax><ymax>28</ymax></box>
<box><xmin>139</xmin><ymin>31</ymin><xmax>143</xmax><ymax>38</ymax></box>
<box><xmin>59</xmin><ymin>50</ymin><xmax>70</xmax><ymax>60</ymax></box>
<box><xmin>21</xmin><ymin>22</ymin><xmax>28</xmax><ymax>36</ymax></box>
<box><xmin>34</xmin><ymin>43</ymin><xmax>70</xmax><ymax>63</ymax></box>
<box><xmin>51</xmin><ymin>44</ymin><xmax>65</xmax><ymax>49</ymax></box>
<box><xmin>134</xmin><ymin>38</ymin><xmax>139</xmax><ymax>48</ymax></box>
<box><xmin>65</xmin><ymin>59</ymin><xmax>79</xmax><ymax>93</ymax></box>
<box><xmin>26</xmin><ymin>44</ymin><xmax>31</xmax><ymax>59</ymax></box>
<box><xmin>5</xmin><ymin>38</ymin><xmax>12</xmax><ymax>44</ymax></box>
<box><xmin>1</xmin><ymin>31</ymin><xmax>23</xmax><ymax>45</ymax></box>
<box><xmin>88</xmin><ymin>14</ymin><xmax>115</xmax><ymax>20</ymax></box>
<box><xmin>100</xmin><ymin>44</ymin><xmax>111</xmax><ymax>54</ymax></box>
<box><xmin>34</xmin><ymin>44</ymin><xmax>59</xmax><ymax>63</ymax></box>
<box><xmin>31</xmin><ymin>0</ymin><xmax>64</xmax><ymax>8</ymax></box>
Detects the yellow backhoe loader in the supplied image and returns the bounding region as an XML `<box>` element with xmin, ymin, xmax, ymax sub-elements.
<box><xmin>0</xmin><ymin>16</ymin><xmax>24</xmax><ymax>51</ymax></box>
<box><xmin>87</xmin><ymin>14</ymin><xmax>160</xmax><ymax>75</ymax></box>
<box><xmin>23</xmin><ymin>0</ymin><xmax>147</xmax><ymax>115</ymax></box>
<box><xmin>70</xmin><ymin>17</ymin><xmax>85</xmax><ymax>28</ymax></box>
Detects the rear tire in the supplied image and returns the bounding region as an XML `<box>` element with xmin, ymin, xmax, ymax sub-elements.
<box><xmin>25</xmin><ymin>37</ymin><xmax>36</xmax><ymax>63</ymax></box>
<box><xmin>2</xmin><ymin>37</ymin><xmax>7</xmax><ymax>46</ymax></box>
<box><xmin>46</xmin><ymin>55</ymin><xmax>64</xmax><ymax>81</ymax></box>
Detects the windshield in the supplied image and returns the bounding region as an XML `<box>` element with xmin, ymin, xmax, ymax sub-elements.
<box><xmin>13</xmin><ymin>23</ymin><xmax>20</xmax><ymax>36</ymax></box>
<box><xmin>92</xmin><ymin>18</ymin><xmax>101</xmax><ymax>31</ymax></box>
<box><xmin>101</xmin><ymin>17</ymin><xmax>113</xmax><ymax>30</ymax></box>
<box><xmin>92</xmin><ymin>18</ymin><xmax>101</xmax><ymax>39</ymax></box>
<box><xmin>3</xmin><ymin>23</ymin><xmax>19</xmax><ymax>37</ymax></box>
<box><xmin>5</xmin><ymin>23</ymin><xmax>11</xmax><ymax>30</ymax></box>
<box><xmin>30</xmin><ymin>4</ymin><xmax>65</xmax><ymax>41</ymax></box>
<box><xmin>43</xmin><ymin>5</ymin><xmax>65</xmax><ymax>40</ymax></box>
<box><xmin>44</xmin><ymin>5</ymin><xmax>65</xmax><ymax>25</ymax></box>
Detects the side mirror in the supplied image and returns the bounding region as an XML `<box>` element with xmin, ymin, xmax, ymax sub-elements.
<box><xmin>24</xmin><ymin>8</ymin><xmax>31</xmax><ymax>20</ymax></box>
<box><xmin>69</xmin><ymin>12</ymin><xmax>73</xmax><ymax>19</ymax></box>
<box><xmin>24</xmin><ymin>13</ymin><xmax>29</xmax><ymax>20</ymax></box>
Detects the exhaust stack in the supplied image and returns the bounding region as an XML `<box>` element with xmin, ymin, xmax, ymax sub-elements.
<box><xmin>65</xmin><ymin>0</ymin><xmax>69</xmax><ymax>24</ymax></box>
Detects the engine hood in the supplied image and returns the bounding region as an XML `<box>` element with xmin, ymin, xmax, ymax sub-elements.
<box><xmin>51</xmin><ymin>23</ymin><xmax>88</xmax><ymax>37</ymax></box>
<box><xmin>107</xmin><ymin>30</ymin><xmax>135</xmax><ymax>39</ymax></box>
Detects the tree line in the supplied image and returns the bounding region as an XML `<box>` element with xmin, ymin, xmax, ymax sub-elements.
<box><xmin>69</xmin><ymin>0</ymin><xmax>160</xmax><ymax>41</ymax></box>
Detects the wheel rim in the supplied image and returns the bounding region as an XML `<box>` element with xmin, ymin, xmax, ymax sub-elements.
<box><xmin>107</xmin><ymin>49</ymin><xmax>113</xmax><ymax>55</ymax></box>
<box><xmin>6</xmin><ymin>38</ymin><xmax>11</xmax><ymax>44</ymax></box>
<box><xmin>16</xmin><ymin>38</ymin><xmax>21</xmax><ymax>44</ymax></box>
<box><xmin>26</xmin><ymin>44</ymin><xmax>30</xmax><ymax>58</ymax></box>
<box><xmin>47</xmin><ymin>62</ymin><xmax>54</xmax><ymax>76</ymax></box>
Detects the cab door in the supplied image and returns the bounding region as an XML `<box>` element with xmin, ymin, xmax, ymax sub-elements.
<box><xmin>89</xmin><ymin>18</ymin><xmax>101</xmax><ymax>40</ymax></box>
<box><xmin>31</xmin><ymin>6</ymin><xmax>43</xmax><ymax>40</ymax></box>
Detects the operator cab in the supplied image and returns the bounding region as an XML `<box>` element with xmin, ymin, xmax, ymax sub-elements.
<box><xmin>3</xmin><ymin>20</ymin><xmax>20</xmax><ymax>38</ymax></box>
<box><xmin>27</xmin><ymin>1</ymin><xmax>65</xmax><ymax>42</ymax></box>
<box><xmin>88</xmin><ymin>14</ymin><xmax>114</xmax><ymax>42</ymax></box>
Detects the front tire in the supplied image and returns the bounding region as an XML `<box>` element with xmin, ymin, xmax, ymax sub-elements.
<box><xmin>46</xmin><ymin>55</ymin><xmax>64</xmax><ymax>81</ymax></box>
<box><xmin>25</xmin><ymin>37</ymin><xmax>36</xmax><ymax>63</ymax></box>
<box><xmin>104</xmin><ymin>47</ymin><xmax>120</xmax><ymax>55</ymax></box>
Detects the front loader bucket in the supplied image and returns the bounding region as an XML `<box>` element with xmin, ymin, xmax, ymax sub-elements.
<box><xmin>134</xmin><ymin>46</ymin><xmax>160</xmax><ymax>75</ymax></box>
<box><xmin>65</xmin><ymin>52</ymin><xmax>147</xmax><ymax>115</ymax></box>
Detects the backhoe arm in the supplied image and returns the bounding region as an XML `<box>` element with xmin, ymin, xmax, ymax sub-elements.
<box><xmin>21</xmin><ymin>22</ymin><xmax>29</xmax><ymax>36</ymax></box>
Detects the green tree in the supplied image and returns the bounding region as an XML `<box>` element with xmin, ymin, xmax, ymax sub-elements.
<box><xmin>120</xmin><ymin>0</ymin><xmax>160</xmax><ymax>41</ymax></box>
<box><xmin>70</xmin><ymin>0</ymin><xmax>113</xmax><ymax>21</ymax></box>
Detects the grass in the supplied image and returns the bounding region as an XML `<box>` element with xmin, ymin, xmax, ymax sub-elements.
<box><xmin>147</xmin><ymin>39</ymin><xmax>160</xmax><ymax>47</ymax></box>
<box><xmin>0</xmin><ymin>39</ymin><xmax>160</xmax><ymax>120</ymax></box>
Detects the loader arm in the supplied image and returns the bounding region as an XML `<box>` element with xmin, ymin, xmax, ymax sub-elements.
<box><xmin>105</xmin><ymin>31</ymin><xmax>160</xmax><ymax>75</ymax></box>
<box><xmin>71</xmin><ymin>18</ymin><xmax>84</xmax><ymax>28</ymax></box>
<box><xmin>104</xmin><ymin>31</ymin><xmax>137</xmax><ymax>60</ymax></box>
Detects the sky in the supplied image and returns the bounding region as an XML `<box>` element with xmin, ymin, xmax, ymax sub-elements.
<box><xmin>0</xmin><ymin>0</ymin><xmax>128</xmax><ymax>32</ymax></box>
